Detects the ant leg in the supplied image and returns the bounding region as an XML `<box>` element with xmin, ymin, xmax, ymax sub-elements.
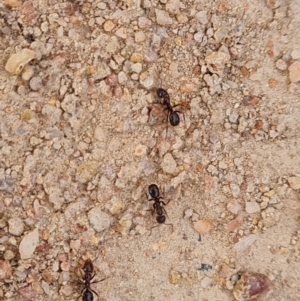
<box><xmin>148</xmin><ymin>225</ymin><xmax>159</xmax><ymax>237</ymax></box>
<box><xmin>148</xmin><ymin>197</ymin><xmax>155</xmax><ymax>203</ymax></box>
<box><xmin>76</xmin><ymin>287</ymin><xmax>85</xmax><ymax>301</ymax></box>
<box><xmin>161</xmin><ymin>206</ymin><xmax>169</xmax><ymax>218</ymax></box>
<box><xmin>90</xmin><ymin>289</ymin><xmax>99</xmax><ymax>298</ymax></box>
<box><xmin>91</xmin><ymin>277</ymin><xmax>108</xmax><ymax>284</ymax></box>
<box><xmin>164</xmin><ymin>114</ymin><xmax>169</xmax><ymax>140</ymax></box>
<box><xmin>164</xmin><ymin>222</ymin><xmax>174</xmax><ymax>232</ymax></box>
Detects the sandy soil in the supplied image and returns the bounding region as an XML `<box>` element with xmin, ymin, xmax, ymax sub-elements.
<box><xmin>0</xmin><ymin>0</ymin><xmax>300</xmax><ymax>300</ymax></box>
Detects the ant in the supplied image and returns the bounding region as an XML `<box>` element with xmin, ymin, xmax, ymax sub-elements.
<box><xmin>147</xmin><ymin>184</ymin><xmax>173</xmax><ymax>234</ymax></box>
<box><xmin>156</xmin><ymin>88</ymin><xmax>182</xmax><ymax>126</ymax></box>
<box><xmin>78</xmin><ymin>259</ymin><xmax>106</xmax><ymax>301</ymax></box>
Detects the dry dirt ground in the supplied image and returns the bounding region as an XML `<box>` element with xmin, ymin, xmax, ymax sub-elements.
<box><xmin>0</xmin><ymin>0</ymin><xmax>300</xmax><ymax>300</ymax></box>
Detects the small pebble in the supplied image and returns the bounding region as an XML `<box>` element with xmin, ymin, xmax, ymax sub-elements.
<box><xmin>195</xmin><ymin>11</ymin><xmax>208</xmax><ymax>24</ymax></box>
<box><xmin>180</xmin><ymin>82</ymin><xmax>196</xmax><ymax>93</ymax></box>
<box><xmin>161</xmin><ymin>153</ymin><xmax>177</xmax><ymax>174</ymax></box>
<box><xmin>19</xmin><ymin>228</ymin><xmax>39</xmax><ymax>259</ymax></box>
<box><xmin>139</xmin><ymin>72</ymin><xmax>155</xmax><ymax>89</ymax></box>
<box><xmin>105</xmin><ymin>73</ymin><xmax>118</xmax><ymax>86</ymax></box>
<box><xmin>245</xmin><ymin>201</ymin><xmax>261</xmax><ymax>214</ymax></box>
<box><xmin>60</xmin><ymin>261</ymin><xmax>70</xmax><ymax>271</ymax></box>
<box><xmin>103</xmin><ymin>20</ymin><xmax>115</xmax><ymax>32</ymax></box>
<box><xmin>135</xmin><ymin>31</ymin><xmax>146</xmax><ymax>43</ymax></box>
<box><xmin>3</xmin><ymin>250</ymin><xmax>15</xmax><ymax>260</ymax></box>
<box><xmin>5</xmin><ymin>48</ymin><xmax>35</xmax><ymax>75</ymax></box>
<box><xmin>227</xmin><ymin>199</ymin><xmax>241</xmax><ymax>215</ymax></box>
<box><xmin>287</xmin><ymin>176</ymin><xmax>300</xmax><ymax>190</ymax></box>
<box><xmin>21</xmin><ymin>1</ymin><xmax>39</xmax><ymax>26</ymax></box>
<box><xmin>265</xmin><ymin>0</ymin><xmax>282</xmax><ymax>9</ymax></box>
<box><xmin>3</xmin><ymin>0</ymin><xmax>22</xmax><ymax>7</ymax></box>
<box><xmin>29</xmin><ymin>76</ymin><xmax>43</xmax><ymax>91</ymax></box>
<box><xmin>291</xmin><ymin>49</ymin><xmax>300</xmax><ymax>60</ymax></box>
<box><xmin>115</xmin><ymin>27</ymin><xmax>127</xmax><ymax>39</ymax></box>
<box><xmin>176</xmin><ymin>13</ymin><xmax>188</xmax><ymax>24</ymax></box>
<box><xmin>184</xmin><ymin>208</ymin><xmax>193</xmax><ymax>219</ymax></box>
<box><xmin>88</xmin><ymin>207</ymin><xmax>111</xmax><ymax>232</ymax></box>
<box><xmin>22</xmin><ymin>65</ymin><xmax>35</xmax><ymax>81</ymax></box>
<box><xmin>234</xmin><ymin>234</ymin><xmax>257</xmax><ymax>252</ymax></box>
<box><xmin>155</xmin><ymin>9</ymin><xmax>173</xmax><ymax>25</ymax></box>
<box><xmin>8</xmin><ymin>217</ymin><xmax>25</xmax><ymax>236</ymax></box>
<box><xmin>0</xmin><ymin>260</ymin><xmax>12</xmax><ymax>280</ymax></box>
<box><xmin>130</xmin><ymin>53</ymin><xmax>143</xmax><ymax>63</ymax></box>
<box><xmin>18</xmin><ymin>286</ymin><xmax>36</xmax><ymax>300</ymax></box>
<box><xmin>134</xmin><ymin>144</ymin><xmax>147</xmax><ymax>157</ymax></box>
<box><xmin>288</xmin><ymin>60</ymin><xmax>300</xmax><ymax>83</ymax></box>
<box><xmin>131</xmin><ymin>63</ymin><xmax>142</xmax><ymax>73</ymax></box>
<box><xmin>201</xmin><ymin>276</ymin><xmax>213</xmax><ymax>288</ymax></box>
<box><xmin>275</xmin><ymin>59</ymin><xmax>287</xmax><ymax>70</ymax></box>
<box><xmin>225</xmin><ymin>216</ymin><xmax>243</xmax><ymax>232</ymax></box>
<box><xmin>169</xmin><ymin>269</ymin><xmax>181</xmax><ymax>284</ymax></box>
<box><xmin>118</xmin><ymin>71</ymin><xmax>128</xmax><ymax>85</ymax></box>
<box><xmin>194</xmin><ymin>219</ymin><xmax>213</xmax><ymax>235</ymax></box>
<box><xmin>233</xmin><ymin>272</ymin><xmax>270</xmax><ymax>301</ymax></box>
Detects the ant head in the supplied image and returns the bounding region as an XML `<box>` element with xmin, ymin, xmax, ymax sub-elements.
<box><xmin>157</xmin><ymin>88</ymin><xmax>168</xmax><ymax>98</ymax></box>
<box><xmin>156</xmin><ymin>215</ymin><xmax>166</xmax><ymax>224</ymax></box>
<box><xmin>170</xmin><ymin>112</ymin><xmax>180</xmax><ymax>126</ymax></box>
<box><xmin>83</xmin><ymin>289</ymin><xmax>94</xmax><ymax>301</ymax></box>
<box><xmin>83</xmin><ymin>259</ymin><xmax>94</xmax><ymax>274</ymax></box>
<box><xmin>149</xmin><ymin>184</ymin><xmax>160</xmax><ymax>198</ymax></box>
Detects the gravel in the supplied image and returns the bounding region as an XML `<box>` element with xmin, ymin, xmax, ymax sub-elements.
<box><xmin>0</xmin><ymin>0</ymin><xmax>299</xmax><ymax>300</ymax></box>
<box><xmin>8</xmin><ymin>217</ymin><xmax>25</xmax><ymax>236</ymax></box>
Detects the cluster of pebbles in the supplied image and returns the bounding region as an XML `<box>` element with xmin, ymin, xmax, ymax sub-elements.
<box><xmin>0</xmin><ymin>0</ymin><xmax>300</xmax><ymax>300</ymax></box>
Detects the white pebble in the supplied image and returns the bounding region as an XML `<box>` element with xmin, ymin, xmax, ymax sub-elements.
<box><xmin>5</xmin><ymin>48</ymin><xmax>35</xmax><ymax>75</ymax></box>
<box><xmin>8</xmin><ymin>217</ymin><xmax>24</xmax><ymax>236</ymax></box>
<box><xmin>234</xmin><ymin>234</ymin><xmax>257</xmax><ymax>252</ymax></box>
<box><xmin>245</xmin><ymin>201</ymin><xmax>261</xmax><ymax>214</ymax></box>
<box><xmin>291</xmin><ymin>49</ymin><xmax>300</xmax><ymax>60</ymax></box>
<box><xmin>19</xmin><ymin>228</ymin><xmax>39</xmax><ymax>259</ymax></box>
<box><xmin>275</xmin><ymin>59</ymin><xmax>287</xmax><ymax>71</ymax></box>
<box><xmin>161</xmin><ymin>153</ymin><xmax>177</xmax><ymax>174</ymax></box>
<box><xmin>88</xmin><ymin>207</ymin><xmax>111</xmax><ymax>232</ymax></box>
<box><xmin>29</xmin><ymin>76</ymin><xmax>42</xmax><ymax>91</ymax></box>
<box><xmin>155</xmin><ymin>9</ymin><xmax>173</xmax><ymax>25</ymax></box>
<box><xmin>195</xmin><ymin>11</ymin><xmax>208</xmax><ymax>24</ymax></box>
<box><xmin>21</xmin><ymin>65</ymin><xmax>34</xmax><ymax>81</ymax></box>
<box><xmin>131</xmin><ymin>63</ymin><xmax>142</xmax><ymax>73</ymax></box>
<box><xmin>118</xmin><ymin>71</ymin><xmax>128</xmax><ymax>85</ymax></box>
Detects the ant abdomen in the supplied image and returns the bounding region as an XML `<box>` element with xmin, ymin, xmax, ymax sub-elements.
<box><xmin>83</xmin><ymin>290</ymin><xmax>94</xmax><ymax>301</ymax></box>
<box><xmin>156</xmin><ymin>215</ymin><xmax>166</xmax><ymax>224</ymax></box>
<box><xmin>170</xmin><ymin>112</ymin><xmax>180</xmax><ymax>126</ymax></box>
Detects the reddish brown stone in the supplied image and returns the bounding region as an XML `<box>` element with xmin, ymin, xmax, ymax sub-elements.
<box><xmin>18</xmin><ymin>286</ymin><xmax>36</xmax><ymax>300</ymax></box>
<box><xmin>21</xmin><ymin>1</ymin><xmax>39</xmax><ymax>26</ymax></box>
<box><xmin>192</xmin><ymin>65</ymin><xmax>201</xmax><ymax>75</ymax></box>
<box><xmin>242</xmin><ymin>95</ymin><xmax>259</xmax><ymax>106</ymax></box>
<box><xmin>255</xmin><ymin>120</ymin><xmax>263</xmax><ymax>129</ymax></box>
<box><xmin>0</xmin><ymin>260</ymin><xmax>12</xmax><ymax>280</ymax></box>
<box><xmin>267</xmin><ymin>49</ymin><xmax>274</xmax><ymax>58</ymax></box>
<box><xmin>240</xmin><ymin>66</ymin><xmax>249</xmax><ymax>77</ymax></box>
<box><xmin>42</xmin><ymin>268</ymin><xmax>53</xmax><ymax>284</ymax></box>
<box><xmin>268</xmin><ymin>78</ymin><xmax>278</xmax><ymax>88</ymax></box>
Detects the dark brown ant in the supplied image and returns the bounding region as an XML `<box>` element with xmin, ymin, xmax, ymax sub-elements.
<box><xmin>156</xmin><ymin>88</ymin><xmax>181</xmax><ymax>126</ymax></box>
<box><xmin>78</xmin><ymin>259</ymin><xmax>106</xmax><ymax>301</ymax></box>
<box><xmin>147</xmin><ymin>184</ymin><xmax>173</xmax><ymax>234</ymax></box>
